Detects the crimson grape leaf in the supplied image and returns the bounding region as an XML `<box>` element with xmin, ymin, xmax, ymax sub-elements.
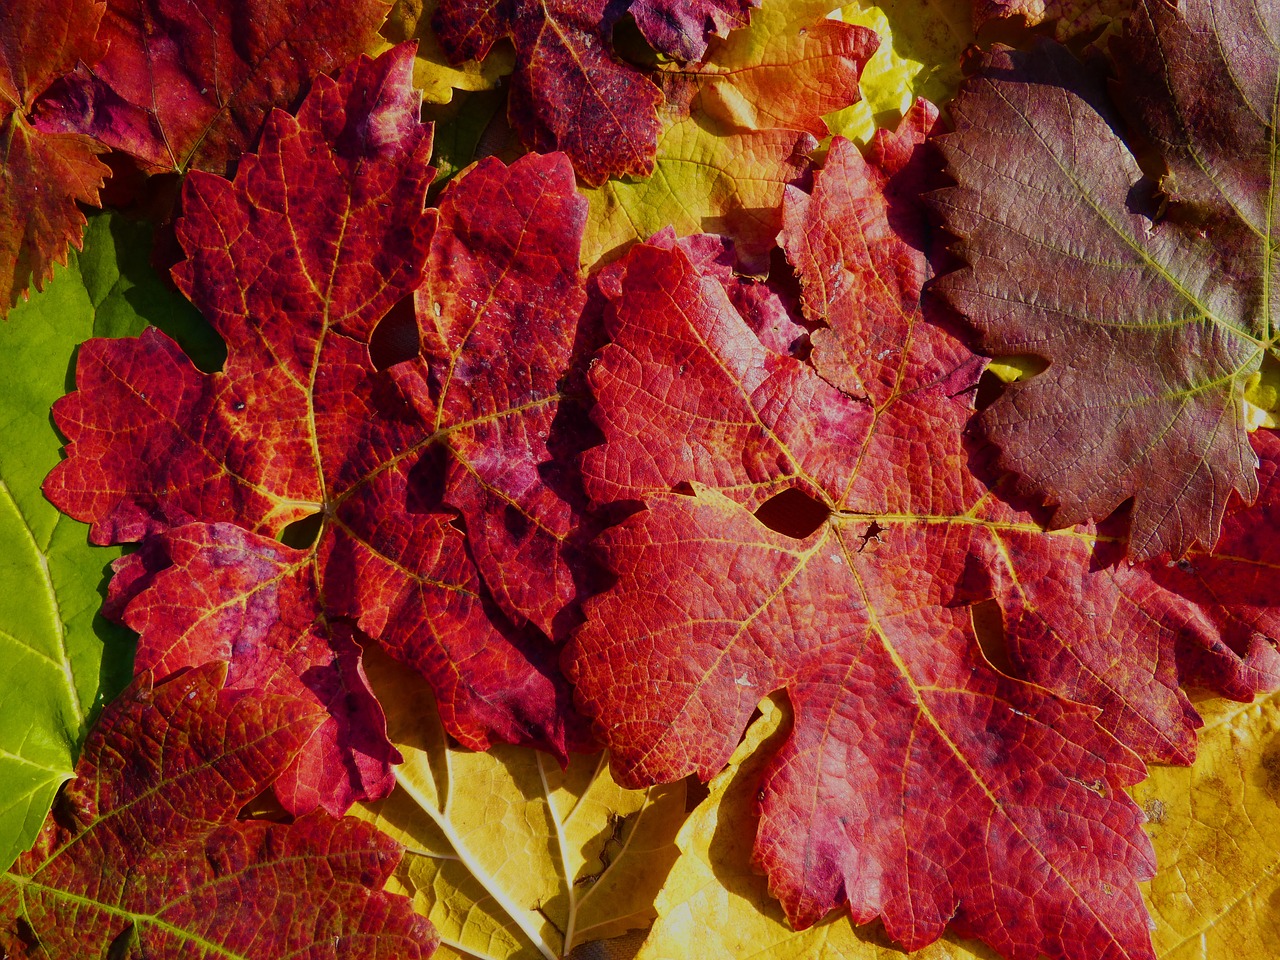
<box><xmin>932</xmin><ymin>0</ymin><xmax>1280</xmax><ymax>560</ymax></box>
<box><xmin>432</xmin><ymin>0</ymin><xmax>663</xmax><ymax>185</ymax></box>
<box><xmin>0</xmin><ymin>0</ymin><xmax>109</xmax><ymax>315</ymax></box>
<box><xmin>566</xmin><ymin>112</ymin><xmax>1280</xmax><ymax>960</ymax></box>
<box><xmin>0</xmin><ymin>662</ymin><xmax>437</xmax><ymax>959</ymax></box>
<box><xmin>631</xmin><ymin>0</ymin><xmax>759</xmax><ymax>60</ymax></box>
<box><xmin>36</xmin><ymin>0</ymin><xmax>390</xmax><ymax>176</ymax></box>
<box><xmin>43</xmin><ymin>45</ymin><xmax>593</xmax><ymax>818</ymax></box>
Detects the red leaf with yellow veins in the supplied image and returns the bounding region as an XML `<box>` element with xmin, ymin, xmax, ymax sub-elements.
<box><xmin>932</xmin><ymin>0</ymin><xmax>1280</xmax><ymax>560</ymax></box>
<box><xmin>36</xmin><ymin>0</ymin><xmax>390</xmax><ymax>176</ymax></box>
<box><xmin>0</xmin><ymin>664</ymin><xmax>436</xmax><ymax>959</ymax></box>
<box><xmin>568</xmin><ymin>112</ymin><xmax>1280</xmax><ymax>960</ymax></box>
<box><xmin>0</xmin><ymin>0</ymin><xmax>109</xmax><ymax>315</ymax></box>
<box><xmin>631</xmin><ymin>0</ymin><xmax>759</xmax><ymax>60</ymax></box>
<box><xmin>44</xmin><ymin>46</ymin><xmax>593</xmax><ymax>816</ymax></box>
<box><xmin>433</xmin><ymin>0</ymin><xmax>662</xmax><ymax>185</ymax></box>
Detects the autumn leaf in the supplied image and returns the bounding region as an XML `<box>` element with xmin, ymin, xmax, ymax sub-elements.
<box><xmin>376</xmin><ymin>0</ymin><xmax>515</xmax><ymax>104</ymax></box>
<box><xmin>932</xmin><ymin>0</ymin><xmax>1280</xmax><ymax>560</ymax></box>
<box><xmin>433</xmin><ymin>0</ymin><xmax>663</xmax><ymax>185</ymax></box>
<box><xmin>971</xmin><ymin>0</ymin><xmax>1132</xmax><ymax>41</ymax></box>
<box><xmin>354</xmin><ymin>647</ymin><xmax>686</xmax><ymax>960</ymax></box>
<box><xmin>35</xmin><ymin>0</ymin><xmax>389</xmax><ymax>177</ymax></box>
<box><xmin>0</xmin><ymin>211</ymin><xmax>217</xmax><ymax>873</ymax></box>
<box><xmin>630</xmin><ymin>0</ymin><xmax>760</xmax><ymax>60</ymax></box>
<box><xmin>636</xmin><ymin>696</ymin><xmax>1001</xmax><ymax>960</ymax></box>
<box><xmin>0</xmin><ymin>0</ymin><xmax>109</xmax><ymax>315</ymax></box>
<box><xmin>829</xmin><ymin>0</ymin><xmax>971</xmax><ymax>144</ymax></box>
<box><xmin>566</xmin><ymin>113</ymin><xmax>1280</xmax><ymax>959</ymax></box>
<box><xmin>0</xmin><ymin>663</ymin><xmax>437</xmax><ymax>959</ymax></box>
<box><xmin>582</xmin><ymin>0</ymin><xmax>876</xmax><ymax>272</ymax></box>
<box><xmin>44</xmin><ymin>45</ymin><xmax>593</xmax><ymax>818</ymax></box>
<box><xmin>640</xmin><ymin>690</ymin><xmax>1280</xmax><ymax>960</ymax></box>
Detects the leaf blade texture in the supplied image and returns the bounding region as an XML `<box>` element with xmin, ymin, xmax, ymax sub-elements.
<box><xmin>354</xmin><ymin>647</ymin><xmax>687</xmax><ymax>960</ymax></box>
<box><xmin>0</xmin><ymin>0</ymin><xmax>109</xmax><ymax>314</ymax></box>
<box><xmin>36</xmin><ymin>0</ymin><xmax>391</xmax><ymax>176</ymax></box>
<box><xmin>932</xmin><ymin>0</ymin><xmax>1280</xmax><ymax>559</ymax></box>
<box><xmin>433</xmin><ymin>0</ymin><xmax>664</xmax><ymax>185</ymax></box>
<box><xmin>582</xmin><ymin>0</ymin><xmax>877</xmax><ymax>272</ymax></box>
<box><xmin>0</xmin><ymin>663</ymin><xmax>437</xmax><ymax>959</ymax></box>
<box><xmin>569</xmin><ymin>107</ymin><xmax>1280</xmax><ymax>959</ymax></box>
<box><xmin>43</xmin><ymin>45</ymin><xmax>594</xmax><ymax>818</ymax></box>
<box><xmin>0</xmin><ymin>211</ymin><xmax>209</xmax><ymax>873</ymax></box>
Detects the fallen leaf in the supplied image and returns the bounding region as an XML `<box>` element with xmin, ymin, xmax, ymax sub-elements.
<box><xmin>828</xmin><ymin>0</ymin><xmax>971</xmax><ymax>144</ymax></box>
<box><xmin>971</xmin><ymin>0</ymin><xmax>1132</xmax><ymax>41</ymax></box>
<box><xmin>354</xmin><ymin>647</ymin><xmax>687</xmax><ymax>960</ymax></box>
<box><xmin>567</xmin><ymin>114</ymin><xmax>1280</xmax><ymax>959</ymax></box>
<box><xmin>630</xmin><ymin>0</ymin><xmax>760</xmax><ymax>60</ymax></box>
<box><xmin>0</xmin><ymin>211</ymin><xmax>212</xmax><ymax>873</ymax></box>
<box><xmin>37</xmin><ymin>0</ymin><xmax>390</xmax><ymax>175</ymax></box>
<box><xmin>0</xmin><ymin>663</ymin><xmax>437</xmax><ymax>959</ymax></box>
<box><xmin>635</xmin><ymin>697</ymin><xmax>1001</xmax><ymax>960</ymax></box>
<box><xmin>376</xmin><ymin>0</ymin><xmax>515</xmax><ymax>104</ymax></box>
<box><xmin>932</xmin><ymin>1</ymin><xmax>1280</xmax><ymax>559</ymax></box>
<box><xmin>0</xmin><ymin>0</ymin><xmax>109</xmax><ymax>314</ymax></box>
<box><xmin>44</xmin><ymin>46</ymin><xmax>593</xmax><ymax>817</ymax></box>
<box><xmin>582</xmin><ymin>0</ymin><xmax>875</xmax><ymax>272</ymax></box>
<box><xmin>433</xmin><ymin>0</ymin><xmax>663</xmax><ymax>185</ymax></box>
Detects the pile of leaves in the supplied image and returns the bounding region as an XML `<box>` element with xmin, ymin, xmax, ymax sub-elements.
<box><xmin>2</xmin><ymin>0</ymin><xmax>1279</xmax><ymax>958</ymax></box>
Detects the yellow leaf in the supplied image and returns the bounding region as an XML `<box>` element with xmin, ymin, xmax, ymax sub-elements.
<box><xmin>373</xmin><ymin>0</ymin><xmax>514</xmax><ymax>104</ymax></box>
<box><xmin>828</xmin><ymin>0</ymin><xmax>971</xmax><ymax>144</ymax></box>
<box><xmin>638</xmin><ymin>692</ymin><xmax>1280</xmax><ymax>959</ymax></box>
<box><xmin>581</xmin><ymin>0</ymin><xmax>874</xmax><ymax>273</ymax></box>
<box><xmin>1134</xmin><ymin>692</ymin><xmax>1280</xmax><ymax>960</ymax></box>
<box><xmin>353</xmin><ymin>647</ymin><xmax>687</xmax><ymax>960</ymax></box>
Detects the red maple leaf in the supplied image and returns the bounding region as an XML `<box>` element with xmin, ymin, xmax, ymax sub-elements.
<box><xmin>35</xmin><ymin>0</ymin><xmax>390</xmax><ymax>176</ymax></box>
<box><xmin>0</xmin><ymin>663</ymin><xmax>436</xmax><ymax>958</ymax></box>
<box><xmin>44</xmin><ymin>45</ymin><xmax>594</xmax><ymax>817</ymax></box>
<box><xmin>565</xmin><ymin>105</ymin><xmax>1280</xmax><ymax>960</ymax></box>
<box><xmin>0</xmin><ymin>0</ymin><xmax>110</xmax><ymax>314</ymax></box>
<box><xmin>433</xmin><ymin>0</ymin><xmax>663</xmax><ymax>185</ymax></box>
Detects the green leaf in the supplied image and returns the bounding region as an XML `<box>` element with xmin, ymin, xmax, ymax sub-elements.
<box><xmin>0</xmin><ymin>210</ymin><xmax>214</xmax><ymax>872</ymax></box>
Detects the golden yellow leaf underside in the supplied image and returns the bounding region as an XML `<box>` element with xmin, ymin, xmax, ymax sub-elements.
<box><xmin>353</xmin><ymin>648</ymin><xmax>687</xmax><ymax>960</ymax></box>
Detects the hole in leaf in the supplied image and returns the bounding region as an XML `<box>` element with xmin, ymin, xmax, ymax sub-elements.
<box><xmin>754</xmin><ymin>488</ymin><xmax>830</xmax><ymax>539</ymax></box>
<box><xmin>975</xmin><ymin>354</ymin><xmax>1049</xmax><ymax>410</ymax></box>
<box><xmin>970</xmin><ymin>598</ymin><xmax>1015</xmax><ymax>677</ymax></box>
<box><xmin>368</xmin><ymin>295</ymin><xmax>419</xmax><ymax>370</ymax></box>
<box><xmin>280</xmin><ymin>512</ymin><xmax>323</xmax><ymax>549</ymax></box>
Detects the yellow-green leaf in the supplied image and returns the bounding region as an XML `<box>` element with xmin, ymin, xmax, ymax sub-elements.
<box><xmin>354</xmin><ymin>648</ymin><xmax>687</xmax><ymax>960</ymax></box>
<box><xmin>828</xmin><ymin>0</ymin><xmax>971</xmax><ymax>144</ymax></box>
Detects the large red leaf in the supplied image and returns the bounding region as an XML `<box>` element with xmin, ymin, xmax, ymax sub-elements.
<box><xmin>36</xmin><ymin>0</ymin><xmax>390</xmax><ymax>176</ymax></box>
<box><xmin>433</xmin><ymin>0</ymin><xmax>663</xmax><ymax>185</ymax></box>
<box><xmin>44</xmin><ymin>45</ymin><xmax>594</xmax><ymax>817</ymax></box>
<box><xmin>0</xmin><ymin>0</ymin><xmax>109</xmax><ymax>314</ymax></box>
<box><xmin>0</xmin><ymin>663</ymin><xmax>437</xmax><ymax>959</ymax></box>
<box><xmin>932</xmin><ymin>0</ymin><xmax>1280</xmax><ymax>560</ymax></box>
<box><xmin>566</xmin><ymin>108</ymin><xmax>1280</xmax><ymax>960</ymax></box>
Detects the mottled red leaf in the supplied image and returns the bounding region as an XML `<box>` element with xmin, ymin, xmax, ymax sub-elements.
<box><xmin>433</xmin><ymin>0</ymin><xmax>663</xmax><ymax>185</ymax></box>
<box><xmin>932</xmin><ymin>0</ymin><xmax>1280</xmax><ymax>559</ymax></box>
<box><xmin>0</xmin><ymin>0</ymin><xmax>109</xmax><ymax>315</ymax></box>
<box><xmin>567</xmin><ymin>111</ymin><xmax>1280</xmax><ymax>960</ymax></box>
<box><xmin>0</xmin><ymin>664</ymin><xmax>437</xmax><ymax>959</ymax></box>
<box><xmin>44</xmin><ymin>46</ymin><xmax>593</xmax><ymax>816</ymax></box>
<box><xmin>36</xmin><ymin>0</ymin><xmax>390</xmax><ymax>176</ymax></box>
<box><xmin>631</xmin><ymin>0</ymin><xmax>759</xmax><ymax>60</ymax></box>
